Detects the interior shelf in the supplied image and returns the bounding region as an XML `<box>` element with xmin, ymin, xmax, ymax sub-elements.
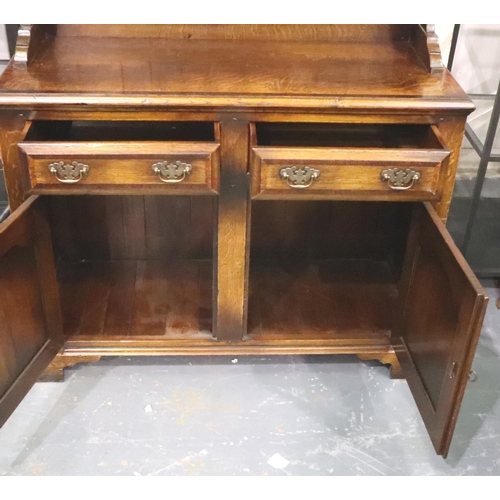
<box><xmin>59</xmin><ymin>259</ymin><xmax>213</xmax><ymax>340</ymax></box>
<box><xmin>247</xmin><ymin>200</ymin><xmax>411</xmax><ymax>345</ymax></box>
<box><xmin>247</xmin><ymin>259</ymin><xmax>397</xmax><ymax>342</ymax></box>
<box><xmin>47</xmin><ymin>194</ymin><xmax>215</xmax><ymax>341</ymax></box>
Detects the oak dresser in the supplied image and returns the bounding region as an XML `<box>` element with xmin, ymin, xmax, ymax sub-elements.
<box><xmin>0</xmin><ymin>25</ymin><xmax>487</xmax><ymax>457</ymax></box>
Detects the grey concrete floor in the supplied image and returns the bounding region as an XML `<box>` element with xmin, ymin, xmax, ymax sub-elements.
<box><xmin>1</xmin><ymin>288</ymin><xmax>500</xmax><ymax>476</ymax></box>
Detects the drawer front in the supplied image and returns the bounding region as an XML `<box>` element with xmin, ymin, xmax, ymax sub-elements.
<box><xmin>251</xmin><ymin>147</ymin><xmax>448</xmax><ymax>200</ymax></box>
<box><xmin>18</xmin><ymin>142</ymin><xmax>220</xmax><ymax>195</ymax></box>
<box><xmin>250</xmin><ymin>123</ymin><xmax>451</xmax><ymax>201</ymax></box>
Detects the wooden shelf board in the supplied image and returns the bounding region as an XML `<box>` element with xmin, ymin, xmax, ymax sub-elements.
<box><xmin>60</xmin><ymin>258</ymin><xmax>396</xmax><ymax>350</ymax></box>
<box><xmin>0</xmin><ymin>37</ymin><xmax>469</xmax><ymax>110</ymax></box>
<box><xmin>247</xmin><ymin>259</ymin><xmax>398</xmax><ymax>341</ymax></box>
<box><xmin>59</xmin><ymin>259</ymin><xmax>213</xmax><ymax>340</ymax></box>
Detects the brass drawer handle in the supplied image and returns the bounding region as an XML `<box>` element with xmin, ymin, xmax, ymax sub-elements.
<box><xmin>48</xmin><ymin>161</ymin><xmax>89</xmax><ymax>183</ymax></box>
<box><xmin>380</xmin><ymin>168</ymin><xmax>421</xmax><ymax>190</ymax></box>
<box><xmin>279</xmin><ymin>166</ymin><xmax>321</xmax><ymax>189</ymax></box>
<box><xmin>152</xmin><ymin>160</ymin><xmax>192</xmax><ymax>183</ymax></box>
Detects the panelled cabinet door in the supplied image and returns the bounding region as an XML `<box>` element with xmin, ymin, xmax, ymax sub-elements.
<box><xmin>0</xmin><ymin>196</ymin><xmax>63</xmax><ymax>427</ymax></box>
<box><xmin>394</xmin><ymin>202</ymin><xmax>488</xmax><ymax>457</ymax></box>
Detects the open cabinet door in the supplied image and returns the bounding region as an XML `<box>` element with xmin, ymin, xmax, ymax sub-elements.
<box><xmin>0</xmin><ymin>196</ymin><xmax>63</xmax><ymax>427</ymax></box>
<box><xmin>394</xmin><ymin>202</ymin><xmax>488</xmax><ymax>457</ymax></box>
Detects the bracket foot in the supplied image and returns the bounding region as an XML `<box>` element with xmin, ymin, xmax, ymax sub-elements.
<box><xmin>38</xmin><ymin>354</ymin><xmax>101</xmax><ymax>382</ymax></box>
<box><xmin>357</xmin><ymin>351</ymin><xmax>404</xmax><ymax>379</ymax></box>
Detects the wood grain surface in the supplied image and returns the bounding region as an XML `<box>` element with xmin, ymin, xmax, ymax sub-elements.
<box><xmin>0</xmin><ymin>33</ymin><xmax>472</xmax><ymax>113</ymax></box>
<box><xmin>0</xmin><ymin>114</ymin><xmax>31</xmax><ymax>210</ymax></box>
<box><xmin>394</xmin><ymin>203</ymin><xmax>487</xmax><ymax>457</ymax></box>
<box><xmin>0</xmin><ymin>25</ymin><xmax>483</xmax><ymax>455</ymax></box>
<box><xmin>0</xmin><ymin>38</ymin><xmax>457</xmax><ymax>96</ymax></box>
<box><xmin>48</xmin><ymin>195</ymin><xmax>214</xmax><ymax>262</ymax></box>
<box><xmin>247</xmin><ymin>259</ymin><xmax>398</xmax><ymax>341</ymax></box>
<box><xmin>252</xmin><ymin>150</ymin><xmax>443</xmax><ymax>200</ymax></box>
<box><xmin>213</xmin><ymin>119</ymin><xmax>250</xmax><ymax>342</ymax></box>
<box><xmin>0</xmin><ymin>196</ymin><xmax>63</xmax><ymax>427</ymax></box>
<box><xmin>58</xmin><ymin>260</ymin><xmax>213</xmax><ymax>339</ymax></box>
<box><xmin>435</xmin><ymin>116</ymin><xmax>468</xmax><ymax>219</ymax></box>
<box><xmin>56</xmin><ymin>24</ymin><xmax>413</xmax><ymax>42</ymax></box>
<box><xmin>19</xmin><ymin>142</ymin><xmax>219</xmax><ymax>195</ymax></box>
<box><xmin>251</xmin><ymin>122</ymin><xmax>449</xmax><ymax>200</ymax></box>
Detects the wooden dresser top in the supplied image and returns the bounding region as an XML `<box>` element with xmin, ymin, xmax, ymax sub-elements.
<box><xmin>0</xmin><ymin>24</ymin><xmax>473</xmax><ymax>114</ymax></box>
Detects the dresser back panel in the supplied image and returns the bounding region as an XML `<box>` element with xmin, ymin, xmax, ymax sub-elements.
<box><xmin>250</xmin><ymin>201</ymin><xmax>411</xmax><ymax>277</ymax></box>
<box><xmin>48</xmin><ymin>195</ymin><xmax>215</xmax><ymax>262</ymax></box>
<box><xmin>55</xmin><ymin>25</ymin><xmax>413</xmax><ymax>42</ymax></box>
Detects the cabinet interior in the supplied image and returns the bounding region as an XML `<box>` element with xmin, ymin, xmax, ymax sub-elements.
<box><xmin>25</xmin><ymin>120</ymin><xmax>217</xmax><ymax>142</ymax></box>
<box><xmin>254</xmin><ymin>122</ymin><xmax>444</xmax><ymax>149</ymax></box>
<box><xmin>47</xmin><ymin>196</ymin><xmax>414</xmax><ymax>345</ymax></box>
<box><xmin>47</xmin><ymin>195</ymin><xmax>215</xmax><ymax>340</ymax></box>
<box><xmin>247</xmin><ymin>200</ymin><xmax>412</xmax><ymax>342</ymax></box>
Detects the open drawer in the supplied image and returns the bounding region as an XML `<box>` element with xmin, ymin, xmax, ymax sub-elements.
<box><xmin>18</xmin><ymin>121</ymin><xmax>220</xmax><ymax>195</ymax></box>
<box><xmin>250</xmin><ymin>122</ymin><xmax>450</xmax><ymax>200</ymax></box>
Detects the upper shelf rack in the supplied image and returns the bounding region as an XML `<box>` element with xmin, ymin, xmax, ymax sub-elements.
<box><xmin>13</xmin><ymin>24</ymin><xmax>444</xmax><ymax>75</ymax></box>
<box><xmin>0</xmin><ymin>24</ymin><xmax>473</xmax><ymax>114</ymax></box>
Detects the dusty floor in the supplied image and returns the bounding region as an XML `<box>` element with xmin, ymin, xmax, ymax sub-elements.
<box><xmin>0</xmin><ymin>288</ymin><xmax>499</xmax><ymax>476</ymax></box>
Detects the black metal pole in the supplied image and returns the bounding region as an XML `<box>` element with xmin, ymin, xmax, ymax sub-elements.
<box><xmin>5</xmin><ymin>25</ymin><xmax>19</xmax><ymax>58</ymax></box>
<box><xmin>461</xmin><ymin>77</ymin><xmax>500</xmax><ymax>254</ymax></box>
<box><xmin>448</xmin><ymin>25</ymin><xmax>461</xmax><ymax>70</ymax></box>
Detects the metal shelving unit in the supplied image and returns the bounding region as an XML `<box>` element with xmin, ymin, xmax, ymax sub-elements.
<box><xmin>447</xmin><ymin>25</ymin><xmax>500</xmax><ymax>306</ymax></box>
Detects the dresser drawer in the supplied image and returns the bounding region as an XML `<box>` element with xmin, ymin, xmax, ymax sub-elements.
<box><xmin>250</xmin><ymin>123</ymin><xmax>450</xmax><ymax>200</ymax></box>
<box><xmin>18</xmin><ymin>121</ymin><xmax>220</xmax><ymax>195</ymax></box>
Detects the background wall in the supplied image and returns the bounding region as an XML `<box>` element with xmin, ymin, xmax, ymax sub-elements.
<box><xmin>451</xmin><ymin>24</ymin><xmax>500</xmax><ymax>94</ymax></box>
<box><xmin>442</xmin><ymin>25</ymin><xmax>500</xmax><ymax>276</ymax></box>
<box><xmin>0</xmin><ymin>25</ymin><xmax>8</xmax><ymax>61</ymax></box>
<box><xmin>449</xmin><ymin>24</ymin><xmax>500</xmax><ymax>158</ymax></box>
<box><xmin>435</xmin><ymin>24</ymin><xmax>454</xmax><ymax>66</ymax></box>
